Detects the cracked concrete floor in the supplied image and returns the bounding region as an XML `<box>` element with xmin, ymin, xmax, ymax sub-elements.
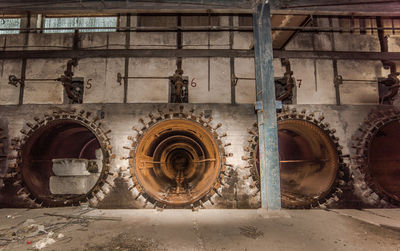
<box><xmin>0</xmin><ymin>208</ymin><xmax>400</xmax><ymax>251</ymax></box>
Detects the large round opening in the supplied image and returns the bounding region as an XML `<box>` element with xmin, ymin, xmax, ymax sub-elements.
<box><xmin>21</xmin><ymin>120</ymin><xmax>105</xmax><ymax>206</ymax></box>
<box><xmin>254</xmin><ymin>119</ymin><xmax>339</xmax><ymax>208</ymax></box>
<box><xmin>131</xmin><ymin>119</ymin><xmax>222</xmax><ymax>207</ymax></box>
<box><xmin>369</xmin><ymin>119</ymin><xmax>400</xmax><ymax>202</ymax></box>
<box><xmin>278</xmin><ymin>119</ymin><xmax>339</xmax><ymax>208</ymax></box>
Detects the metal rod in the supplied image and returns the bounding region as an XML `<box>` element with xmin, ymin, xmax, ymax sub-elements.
<box><xmin>18</xmin><ymin>59</ymin><xmax>26</xmax><ymax>105</ymax></box>
<box><xmin>126</xmin><ymin>76</ymin><xmax>170</xmax><ymax>79</ymax></box>
<box><xmin>235</xmin><ymin>77</ymin><xmax>256</xmax><ymax>80</ymax></box>
<box><xmin>24</xmin><ymin>78</ymin><xmax>58</xmax><ymax>81</ymax></box>
<box><xmin>340</xmin><ymin>79</ymin><xmax>378</xmax><ymax>82</ymax></box>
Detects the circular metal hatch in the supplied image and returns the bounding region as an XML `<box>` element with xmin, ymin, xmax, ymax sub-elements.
<box><xmin>8</xmin><ymin>110</ymin><xmax>113</xmax><ymax>207</ymax></box>
<box><xmin>278</xmin><ymin>119</ymin><xmax>339</xmax><ymax>208</ymax></box>
<box><xmin>129</xmin><ymin>116</ymin><xmax>226</xmax><ymax>208</ymax></box>
<box><xmin>244</xmin><ymin>109</ymin><xmax>346</xmax><ymax>208</ymax></box>
<box><xmin>352</xmin><ymin>109</ymin><xmax>400</xmax><ymax>206</ymax></box>
<box><xmin>368</xmin><ymin>120</ymin><xmax>400</xmax><ymax>203</ymax></box>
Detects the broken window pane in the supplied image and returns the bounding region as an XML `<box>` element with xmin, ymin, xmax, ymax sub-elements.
<box><xmin>44</xmin><ymin>16</ymin><xmax>117</xmax><ymax>33</ymax></box>
<box><xmin>0</xmin><ymin>18</ymin><xmax>21</xmax><ymax>34</ymax></box>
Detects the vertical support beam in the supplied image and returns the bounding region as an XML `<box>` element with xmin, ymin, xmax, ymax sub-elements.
<box><xmin>253</xmin><ymin>1</ymin><xmax>281</xmax><ymax>210</ymax></box>
<box><xmin>123</xmin><ymin>14</ymin><xmax>131</xmax><ymax>104</ymax></box>
<box><xmin>333</xmin><ymin>59</ymin><xmax>341</xmax><ymax>105</ymax></box>
<box><xmin>19</xmin><ymin>13</ymin><xmax>30</xmax><ymax>105</ymax></box>
<box><xmin>229</xmin><ymin>15</ymin><xmax>236</xmax><ymax>105</ymax></box>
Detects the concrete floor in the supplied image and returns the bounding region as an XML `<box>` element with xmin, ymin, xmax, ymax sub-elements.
<box><xmin>0</xmin><ymin>208</ymin><xmax>400</xmax><ymax>251</ymax></box>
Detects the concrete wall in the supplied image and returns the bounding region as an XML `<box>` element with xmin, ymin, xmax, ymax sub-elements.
<box><xmin>0</xmin><ymin>14</ymin><xmax>399</xmax><ymax>208</ymax></box>
<box><xmin>0</xmin><ymin>15</ymin><xmax>396</xmax><ymax>106</ymax></box>
<box><xmin>0</xmin><ymin>103</ymin><xmax>384</xmax><ymax>208</ymax></box>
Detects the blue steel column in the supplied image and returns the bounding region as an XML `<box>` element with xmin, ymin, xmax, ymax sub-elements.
<box><xmin>253</xmin><ymin>1</ymin><xmax>281</xmax><ymax>210</ymax></box>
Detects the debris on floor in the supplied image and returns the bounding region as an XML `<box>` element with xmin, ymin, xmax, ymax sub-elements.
<box><xmin>239</xmin><ymin>225</ymin><xmax>264</xmax><ymax>239</ymax></box>
<box><xmin>33</xmin><ymin>232</ymin><xmax>56</xmax><ymax>250</ymax></box>
<box><xmin>85</xmin><ymin>232</ymin><xmax>161</xmax><ymax>251</ymax></box>
<box><xmin>0</xmin><ymin>208</ymin><xmax>96</xmax><ymax>250</ymax></box>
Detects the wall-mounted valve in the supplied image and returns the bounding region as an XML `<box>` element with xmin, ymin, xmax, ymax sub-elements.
<box><xmin>275</xmin><ymin>58</ymin><xmax>295</xmax><ymax>104</ymax></box>
<box><xmin>169</xmin><ymin>69</ymin><xmax>188</xmax><ymax>103</ymax></box>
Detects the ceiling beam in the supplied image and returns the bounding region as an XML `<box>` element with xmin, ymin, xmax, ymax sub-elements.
<box><xmin>1</xmin><ymin>0</ymin><xmax>400</xmax><ymax>14</ymax></box>
<box><xmin>1</xmin><ymin>49</ymin><xmax>400</xmax><ymax>61</ymax></box>
<box><xmin>272</xmin><ymin>0</ymin><xmax>400</xmax><ymax>13</ymax></box>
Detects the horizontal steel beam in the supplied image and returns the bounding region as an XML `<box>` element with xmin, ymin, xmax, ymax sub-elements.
<box><xmin>1</xmin><ymin>49</ymin><xmax>400</xmax><ymax>61</ymax></box>
<box><xmin>0</xmin><ymin>0</ymin><xmax>252</xmax><ymax>12</ymax></box>
<box><xmin>1</xmin><ymin>0</ymin><xmax>400</xmax><ymax>14</ymax></box>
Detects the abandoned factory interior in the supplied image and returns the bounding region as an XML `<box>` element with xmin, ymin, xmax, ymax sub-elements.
<box><xmin>0</xmin><ymin>0</ymin><xmax>400</xmax><ymax>250</ymax></box>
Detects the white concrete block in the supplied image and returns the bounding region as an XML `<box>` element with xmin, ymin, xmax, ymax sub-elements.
<box><xmin>334</xmin><ymin>33</ymin><xmax>380</xmax><ymax>52</ymax></box>
<box><xmin>78</xmin><ymin>58</ymin><xmax>125</xmax><ymax>103</ymax></box>
<box><xmin>236</xmin><ymin>79</ymin><xmax>256</xmax><ymax>104</ymax></box>
<box><xmin>183</xmin><ymin>57</ymin><xmax>230</xmax><ymax>103</ymax></box>
<box><xmin>315</xmin><ymin>60</ymin><xmax>336</xmax><ymax>104</ymax></box>
<box><xmin>291</xmin><ymin>59</ymin><xmax>317</xmax><ymax>104</ymax></box>
<box><xmin>49</xmin><ymin>174</ymin><xmax>100</xmax><ymax>195</ymax></box>
<box><xmin>182</xmin><ymin>32</ymin><xmax>229</xmax><ymax>49</ymax></box>
<box><xmin>340</xmin><ymin>82</ymin><xmax>379</xmax><ymax>104</ymax></box>
<box><xmin>81</xmin><ymin>32</ymin><xmax>125</xmax><ymax>50</ymax></box>
<box><xmin>284</xmin><ymin>33</ymin><xmax>313</xmax><ymax>51</ymax></box>
<box><xmin>28</xmin><ymin>33</ymin><xmax>73</xmax><ymax>50</ymax></box>
<box><xmin>388</xmin><ymin>35</ymin><xmax>400</xmax><ymax>52</ymax></box>
<box><xmin>127</xmin><ymin>79</ymin><xmax>169</xmax><ymax>103</ymax></box>
<box><xmin>3</xmin><ymin>34</ymin><xmax>26</xmax><ymax>51</ymax></box>
<box><xmin>23</xmin><ymin>82</ymin><xmax>63</xmax><ymax>104</ymax></box>
<box><xmin>232</xmin><ymin>32</ymin><xmax>253</xmax><ymax>50</ymax></box>
<box><xmin>235</xmin><ymin>58</ymin><xmax>254</xmax><ymax>78</ymax></box>
<box><xmin>130</xmin><ymin>32</ymin><xmax>176</xmax><ymax>49</ymax></box>
<box><xmin>314</xmin><ymin>34</ymin><xmax>333</xmax><ymax>51</ymax></box>
<box><xmin>126</xmin><ymin>57</ymin><xmax>175</xmax><ymax>103</ymax></box>
<box><xmin>337</xmin><ymin>60</ymin><xmax>389</xmax><ymax>80</ymax></box>
<box><xmin>129</xmin><ymin>57</ymin><xmax>176</xmax><ymax>78</ymax></box>
<box><xmin>24</xmin><ymin>58</ymin><xmax>64</xmax><ymax>104</ymax></box>
<box><xmin>52</xmin><ymin>159</ymin><xmax>90</xmax><ymax>176</ymax></box>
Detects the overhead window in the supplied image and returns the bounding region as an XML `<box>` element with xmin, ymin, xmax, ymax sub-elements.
<box><xmin>0</xmin><ymin>18</ymin><xmax>21</xmax><ymax>34</ymax></box>
<box><xmin>43</xmin><ymin>16</ymin><xmax>117</xmax><ymax>33</ymax></box>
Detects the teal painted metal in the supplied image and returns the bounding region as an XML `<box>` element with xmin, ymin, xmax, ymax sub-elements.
<box><xmin>253</xmin><ymin>1</ymin><xmax>281</xmax><ymax>210</ymax></box>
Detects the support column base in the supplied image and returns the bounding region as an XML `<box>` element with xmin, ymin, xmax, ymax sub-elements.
<box><xmin>257</xmin><ymin>208</ymin><xmax>291</xmax><ymax>219</ymax></box>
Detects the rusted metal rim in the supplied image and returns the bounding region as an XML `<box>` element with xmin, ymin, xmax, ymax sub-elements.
<box><xmin>353</xmin><ymin>108</ymin><xmax>400</xmax><ymax>206</ymax></box>
<box><xmin>125</xmin><ymin>107</ymin><xmax>229</xmax><ymax>209</ymax></box>
<box><xmin>244</xmin><ymin>108</ymin><xmax>346</xmax><ymax>209</ymax></box>
<box><xmin>6</xmin><ymin>109</ymin><xmax>114</xmax><ymax>207</ymax></box>
<box><xmin>278</xmin><ymin>119</ymin><xmax>339</xmax><ymax>208</ymax></box>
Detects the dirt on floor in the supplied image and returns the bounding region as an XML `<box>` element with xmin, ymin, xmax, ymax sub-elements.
<box><xmin>0</xmin><ymin>208</ymin><xmax>400</xmax><ymax>251</ymax></box>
